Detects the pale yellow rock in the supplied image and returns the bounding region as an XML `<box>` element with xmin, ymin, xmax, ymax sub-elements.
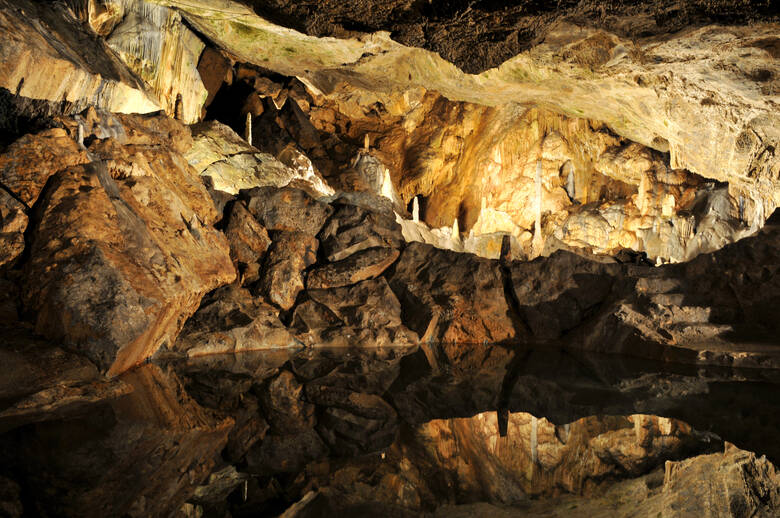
<box><xmin>104</xmin><ymin>0</ymin><xmax>208</xmax><ymax>123</ymax></box>
<box><xmin>0</xmin><ymin>0</ymin><xmax>160</xmax><ymax>114</ymax></box>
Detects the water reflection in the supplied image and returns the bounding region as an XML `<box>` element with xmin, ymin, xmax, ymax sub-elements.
<box><xmin>1</xmin><ymin>342</ymin><xmax>778</xmax><ymax>516</ymax></box>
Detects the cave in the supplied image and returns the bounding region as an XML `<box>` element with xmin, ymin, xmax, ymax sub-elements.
<box><xmin>0</xmin><ymin>0</ymin><xmax>779</xmax><ymax>516</ymax></box>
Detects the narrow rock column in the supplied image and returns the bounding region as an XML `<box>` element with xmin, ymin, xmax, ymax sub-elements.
<box><xmin>532</xmin><ymin>159</ymin><xmax>544</xmax><ymax>256</ymax></box>
<box><xmin>412</xmin><ymin>196</ymin><xmax>419</xmax><ymax>222</ymax></box>
<box><xmin>566</xmin><ymin>163</ymin><xmax>576</xmax><ymax>201</ymax></box>
<box><xmin>245</xmin><ymin>112</ymin><xmax>252</xmax><ymax>146</ymax></box>
<box><xmin>363</xmin><ymin>133</ymin><xmax>370</xmax><ymax>152</ymax></box>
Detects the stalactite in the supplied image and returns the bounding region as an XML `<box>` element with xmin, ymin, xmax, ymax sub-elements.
<box><xmin>566</xmin><ymin>163</ymin><xmax>576</xmax><ymax>202</ymax></box>
<box><xmin>412</xmin><ymin>196</ymin><xmax>420</xmax><ymax>222</ymax></box>
<box><xmin>245</xmin><ymin>112</ymin><xmax>252</xmax><ymax>146</ymax></box>
<box><xmin>363</xmin><ymin>133</ymin><xmax>370</xmax><ymax>152</ymax></box>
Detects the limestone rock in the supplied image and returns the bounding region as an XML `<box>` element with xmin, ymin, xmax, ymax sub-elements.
<box><xmin>509</xmin><ymin>251</ymin><xmax>621</xmax><ymax>340</ymax></box>
<box><xmin>261</xmin><ymin>370</ymin><xmax>315</xmax><ymax>434</ymax></box>
<box><xmin>318</xmin><ymin>198</ymin><xmax>404</xmax><ymax>262</ymax></box>
<box><xmin>186</xmin><ymin>121</ymin><xmax>333</xmax><ymax>196</ymax></box>
<box><xmin>22</xmin><ymin>116</ymin><xmax>235</xmax><ymax>375</ymax></box>
<box><xmin>296</xmin><ymin>278</ymin><xmax>419</xmax><ymax>349</ymax></box>
<box><xmin>245</xmin><ymin>429</ymin><xmax>329</xmax><ymax>476</ymax></box>
<box><xmin>0</xmin><ymin>0</ymin><xmax>159</xmax><ymax>115</ymax></box>
<box><xmin>0</xmin><ymin>364</ymin><xmax>233</xmax><ymax>518</ymax></box>
<box><xmin>224</xmin><ymin>201</ymin><xmax>271</xmax><ymax>285</ymax></box>
<box><xmin>243</xmin><ymin>186</ymin><xmax>333</xmax><ymax>235</ymax></box>
<box><xmin>0</xmin><ymin>128</ymin><xmax>90</xmax><ymax>207</ymax></box>
<box><xmin>259</xmin><ymin>231</ymin><xmax>318</xmax><ymax>310</ymax></box>
<box><xmin>103</xmin><ymin>0</ymin><xmax>208</xmax><ymax>123</ymax></box>
<box><xmin>0</xmin><ymin>189</ymin><xmax>27</xmax><ymax>268</ymax></box>
<box><xmin>388</xmin><ymin>242</ymin><xmax>517</xmax><ymax>344</ymax></box>
<box><xmin>306</xmin><ymin>247</ymin><xmax>400</xmax><ymax>290</ymax></box>
<box><xmin>306</xmin><ymin>384</ymin><xmax>399</xmax><ymax>455</ymax></box>
<box><xmin>174</xmin><ymin>285</ymin><xmax>301</xmax><ymax>357</ymax></box>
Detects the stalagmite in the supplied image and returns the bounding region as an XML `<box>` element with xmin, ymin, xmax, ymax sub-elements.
<box><xmin>451</xmin><ymin>218</ymin><xmax>460</xmax><ymax>241</ymax></box>
<box><xmin>380</xmin><ymin>168</ymin><xmax>394</xmax><ymax>200</ymax></box>
<box><xmin>739</xmin><ymin>196</ymin><xmax>745</xmax><ymax>223</ymax></box>
<box><xmin>245</xmin><ymin>112</ymin><xmax>252</xmax><ymax>146</ymax></box>
<box><xmin>565</xmin><ymin>161</ymin><xmax>576</xmax><ymax>202</ymax></box>
<box><xmin>412</xmin><ymin>196</ymin><xmax>419</xmax><ymax>222</ymax></box>
<box><xmin>77</xmin><ymin>123</ymin><xmax>84</xmax><ymax>148</ymax></box>
<box><xmin>363</xmin><ymin>133</ymin><xmax>370</xmax><ymax>152</ymax></box>
<box><xmin>532</xmin><ymin>159</ymin><xmax>544</xmax><ymax>255</ymax></box>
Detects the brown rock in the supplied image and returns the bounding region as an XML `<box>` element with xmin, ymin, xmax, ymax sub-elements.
<box><xmin>660</xmin><ymin>444</ymin><xmax>780</xmax><ymax>516</ymax></box>
<box><xmin>0</xmin><ymin>364</ymin><xmax>233</xmax><ymax>518</ymax></box>
<box><xmin>306</xmin><ymin>247</ymin><xmax>400</xmax><ymax>289</ymax></box>
<box><xmin>243</xmin><ymin>186</ymin><xmax>332</xmax><ymax>235</ymax></box>
<box><xmin>197</xmin><ymin>47</ymin><xmax>231</xmax><ymax>108</ymax></box>
<box><xmin>387</xmin><ymin>242</ymin><xmax>517</xmax><ymax>344</ymax></box>
<box><xmin>174</xmin><ymin>285</ymin><xmax>301</xmax><ymax>356</ymax></box>
<box><xmin>509</xmin><ymin>251</ymin><xmax>621</xmax><ymax>340</ymax></box>
<box><xmin>224</xmin><ymin>201</ymin><xmax>271</xmax><ymax>285</ymax></box>
<box><xmin>306</xmin><ymin>384</ymin><xmax>398</xmax><ymax>455</ymax></box>
<box><xmin>261</xmin><ymin>370</ymin><xmax>316</xmax><ymax>434</ymax></box>
<box><xmin>23</xmin><ymin>120</ymin><xmax>235</xmax><ymax>375</ymax></box>
<box><xmin>259</xmin><ymin>230</ymin><xmax>318</xmax><ymax>310</ymax></box>
<box><xmin>318</xmin><ymin>197</ymin><xmax>404</xmax><ymax>262</ymax></box>
<box><xmin>0</xmin><ymin>128</ymin><xmax>90</xmax><ymax>206</ymax></box>
<box><xmin>0</xmin><ymin>188</ymin><xmax>27</xmax><ymax>268</ymax></box>
<box><xmin>224</xmin><ymin>394</ymin><xmax>269</xmax><ymax>463</ymax></box>
<box><xmin>299</xmin><ymin>278</ymin><xmax>418</xmax><ymax>348</ymax></box>
<box><xmin>245</xmin><ymin>428</ymin><xmax>329</xmax><ymax>476</ymax></box>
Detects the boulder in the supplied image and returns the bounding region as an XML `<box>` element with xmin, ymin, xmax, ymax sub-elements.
<box><xmin>186</xmin><ymin>121</ymin><xmax>333</xmax><ymax>196</ymax></box>
<box><xmin>318</xmin><ymin>199</ymin><xmax>403</xmax><ymax>262</ymax></box>
<box><xmin>387</xmin><ymin>242</ymin><xmax>517</xmax><ymax>344</ymax></box>
<box><xmin>306</xmin><ymin>247</ymin><xmax>400</xmax><ymax>290</ymax></box>
<box><xmin>0</xmin><ymin>128</ymin><xmax>90</xmax><ymax>207</ymax></box>
<box><xmin>259</xmin><ymin>231</ymin><xmax>318</xmax><ymax>310</ymax></box>
<box><xmin>174</xmin><ymin>285</ymin><xmax>301</xmax><ymax>357</ymax></box>
<box><xmin>305</xmin><ymin>384</ymin><xmax>399</xmax><ymax>455</ymax></box>
<box><xmin>0</xmin><ymin>189</ymin><xmax>27</xmax><ymax>268</ymax></box>
<box><xmin>245</xmin><ymin>429</ymin><xmax>329</xmax><ymax>476</ymax></box>
<box><xmin>260</xmin><ymin>370</ymin><xmax>316</xmax><ymax>434</ymax></box>
<box><xmin>296</xmin><ymin>278</ymin><xmax>418</xmax><ymax>348</ymax></box>
<box><xmin>224</xmin><ymin>201</ymin><xmax>271</xmax><ymax>285</ymax></box>
<box><xmin>22</xmin><ymin>117</ymin><xmax>235</xmax><ymax>375</ymax></box>
<box><xmin>243</xmin><ymin>186</ymin><xmax>332</xmax><ymax>235</ymax></box>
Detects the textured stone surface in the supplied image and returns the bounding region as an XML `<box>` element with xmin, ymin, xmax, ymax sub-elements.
<box><xmin>0</xmin><ymin>0</ymin><xmax>159</xmax><ymax>114</ymax></box>
<box><xmin>243</xmin><ymin>186</ymin><xmax>333</xmax><ymax>235</ymax></box>
<box><xmin>186</xmin><ymin>120</ymin><xmax>333</xmax><ymax>195</ymax></box>
<box><xmin>104</xmin><ymin>0</ymin><xmax>207</xmax><ymax>123</ymax></box>
<box><xmin>22</xmin><ymin>115</ymin><xmax>235</xmax><ymax>375</ymax></box>
<box><xmin>174</xmin><ymin>285</ymin><xmax>301</xmax><ymax>356</ymax></box>
<box><xmin>0</xmin><ymin>188</ymin><xmax>26</xmax><ymax>268</ymax></box>
<box><xmin>224</xmin><ymin>201</ymin><xmax>271</xmax><ymax>285</ymax></box>
<box><xmin>259</xmin><ymin>230</ymin><xmax>318</xmax><ymax>310</ymax></box>
<box><xmin>0</xmin><ymin>364</ymin><xmax>233</xmax><ymax>518</ymax></box>
<box><xmin>388</xmin><ymin>242</ymin><xmax>518</xmax><ymax>344</ymax></box>
<box><xmin>299</xmin><ymin>277</ymin><xmax>419</xmax><ymax>348</ymax></box>
<box><xmin>0</xmin><ymin>128</ymin><xmax>90</xmax><ymax>207</ymax></box>
<box><xmin>306</xmin><ymin>247</ymin><xmax>399</xmax><ymax>289</ymax></box>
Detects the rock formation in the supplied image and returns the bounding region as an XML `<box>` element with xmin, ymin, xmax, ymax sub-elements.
<box><xmin>0</xmin><ymin>0</ymin><xmax>778</xmax><ymax>516</ymax></box>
